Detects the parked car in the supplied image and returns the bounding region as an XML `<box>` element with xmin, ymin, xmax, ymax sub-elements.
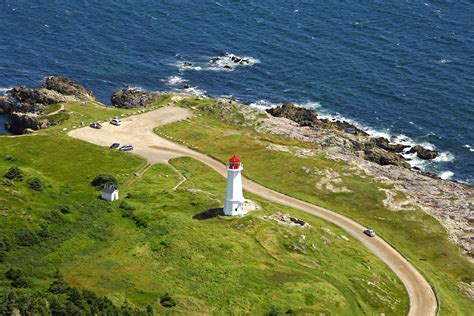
<box><xmin>364</xmin><ymin>229</ymin><xmax>376</xmax><ymax>237</ymax></box>
<box><xmin>119</xmin><ymin>144</ymin><xmax>133</xmax><ymax>151</ymax></box>
<box><xmin>90</xmin><ymin>122</ymin><xmax>102</xmax><ymax>129</ymax></box>
<box><xmin>110</xmin><ymin>118</ymin><xmax>122</xmax><ymax>126</ymax></box>
<box><xmin>110</xmin><ymin>143</ymin><xmax>120</xmax><ymax>149</ymax></box>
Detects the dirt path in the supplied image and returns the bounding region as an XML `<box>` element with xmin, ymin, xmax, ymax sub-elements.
<box><xmin>68</xmin><ymin>106</ymin><xmax>438</xmax><ymax>316</ymax></box>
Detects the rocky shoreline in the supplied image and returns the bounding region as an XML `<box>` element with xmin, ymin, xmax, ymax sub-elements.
<box><xmin>225</xmin><ymin>100</ymin><xmax>473</xmax><ymax>257</ymax></box>
<box><xmin>0</xmin><ymin>76</ymin><xmax>96</xmax><ymax>134</ymax></box>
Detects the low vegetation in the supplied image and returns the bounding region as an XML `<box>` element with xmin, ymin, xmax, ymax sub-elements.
<box><xmin>155</xmin><ymin>96</ymin><xmax>474</xmax><ymax>315</ymax></box>
<box><xmin>0</xmin><ymin>127</ymin><xmax>408</xmax><ymax>314</ymax></box>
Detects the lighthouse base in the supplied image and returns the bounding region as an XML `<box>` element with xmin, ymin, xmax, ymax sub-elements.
<box><xmin>223</xmin><ymin>199</ymin><xmax>246</xmax><ymax>216</ymax></box>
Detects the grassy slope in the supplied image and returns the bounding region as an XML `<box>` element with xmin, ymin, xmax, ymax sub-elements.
<box><xmin>0</xmin><ymin>109</ymin><xmax>408</xmax><ymax>314</ymax></box>
<box><xmin>154</xmin><ymin>97</ymin><xmax>474</xmax><ymax>315</ymax></box>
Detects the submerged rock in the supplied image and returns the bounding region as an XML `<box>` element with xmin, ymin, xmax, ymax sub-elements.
<box><xmin>209</xmin><ymin>53</ymin><xmax>256</xmax><ymax>69</ymax></box>
<box><xmin>374</xmin><ymin>137</ymin><xmax>409</xmax><ymax>153</ymax></box>
<box><xmin>407</xmin><ymin>145</ymin><xmax>439</xmax><ymax>160</ymax></box>
<box><xmin>111</xmin><ymin>88</ymin><xmax>161</xmax><ymax>109</ymax></box>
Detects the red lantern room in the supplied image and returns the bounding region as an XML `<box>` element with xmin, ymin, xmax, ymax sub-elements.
<box><xmin>228</xmin><ymin>155</ymin><xmax>241</xmax><ymax>169</ymax></box>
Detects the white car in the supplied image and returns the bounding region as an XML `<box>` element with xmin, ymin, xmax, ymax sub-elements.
<box><xmin>110</xmin><ymin>118</ymin><xmax>122</xmax><ymax>126</ymax></box>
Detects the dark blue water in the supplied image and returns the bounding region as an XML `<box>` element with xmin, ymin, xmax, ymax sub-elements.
<box><xmin>1</xmin><ymin>0</ymin><xmax>473</xmax><ymax>184</ymax></box>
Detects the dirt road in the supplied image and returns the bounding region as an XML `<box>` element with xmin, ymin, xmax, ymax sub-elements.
<box><xmin>68</xmin><ymin>106</ymin><xmax>438</xmax><ymax>316</ymax></box>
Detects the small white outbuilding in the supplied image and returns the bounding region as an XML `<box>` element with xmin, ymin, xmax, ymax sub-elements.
<box><xmin>102</xmin><ymin>183</ymin><xmax>119</xmax><ymax>201</ymax></box>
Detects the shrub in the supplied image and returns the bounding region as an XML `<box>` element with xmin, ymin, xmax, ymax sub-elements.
<box><xmin>160</xmin><ymin>293</ymin><xmax>176</xmax><ymax>308</ymax></box>
<box><xmin>49</xmin><ymin>270</ymin><xmax>69</xmax><ymax>294</ymax></box>
<box><xmin>60</xmin><ymin>205</ymin><xmax>71</xmax><ymax>214</ymax></box>
<box><xmin>5</xmin><ymin>268</ymin><xmax>32</xmax><ymax>288</ymax></box>
<box><xmin>4</xmin><ymin>167</ymin><xmax>24</xmax><ymax>181</ymax></box>
<box><xmin>4</xmin><ymin>155</ymin><xmax>16</xmax><ymax>161</ymax></box>
<box><xmin>27</xmin><ymin>177</ymin><xmax>44</xmax><ymax>191</ymax></box>
<box><xmin>16</xmin><ymin>230</ymin><xmax>39</xmax><ymax>246</ymax></box>
<box><xmin>119</xmin><ymin>201</ymin><xmax>135</xmax><ymax>211</ymax></box>
<box><xmin>132</xmin><ymin>216</ymin><xmax>148</xmax><ymax>228</ymax></box>
<box><xmin>91</xmin><ymin>173</ymin><xmax>117</xmax><ymax>187</ymax></box>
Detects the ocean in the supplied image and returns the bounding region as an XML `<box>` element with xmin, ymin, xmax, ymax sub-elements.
<box><xmin>0</xmin><ymin>0</ymin><xmax>473</xmax><ymax>184</ymax></box>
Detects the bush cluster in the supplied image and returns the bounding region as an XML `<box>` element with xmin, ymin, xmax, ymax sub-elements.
<box><xmin>91</xmin><ymin>173</ymin><xmax>117</xmax><ymax>187</ymax></box>
<box><xmin>160</xmin><ymin>293</ymin><xmax>176</xmax><ymax>308</ymax></box>
<box><xmin>3</xmin><ymin>167</ymin><xmax>24</xmax><ymax>181</ymax></box>
<box><xmin>27</xmin><ymin>177</ymin><xmax>44</xmax><ymax>191</ymax></box>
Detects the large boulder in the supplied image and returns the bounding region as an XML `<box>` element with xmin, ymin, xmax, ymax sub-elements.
<box><xmin>363</xmin><ymin>148</ymin><xmax>411</xmax><ymax>168</ymax></box>
<box><xmin>266</xmin><ymin>103</ymin><xmax>368</xmax><ymax>136</ymax></box>
<box><xmin>42</xmin><ymin>76</ymin><xmax>95</xmax><ymax>101</ymax></box>
<box><xmin>0</xmin><ymin>96</ymin><xmax>12</xmax><ymax>114</ymax></box>
<box><xmin>407</xmin><ymin>145</ymin><xmax>439</xmax><ymax>160</ymax></box>
<box><xmin>6</xmin><ymin>113</ymin><xmax>51</xmax><ymax>134</ymax></box>
<box><xmin>266</xmin><ymin>103</ymin><xmax>319</xmax><ymax>127</ymax></box>
<box><xmin>2</xmin><ymin>76</ymin><xmax>93</xmax><ymax>134</ymax></box>
<box><xmin>374</xmin><ymin>137</ymin><xmax>409</xmax><ymax>153</ymax></box>
<box><xmin>111</xmin><ymin>88</ymin><xmax>161</xmax><ymax>109</ymax></box>
<box><xmin>7</xmin><ymin>86</ymin><xmax>58</xmax><ymax>113</ymax></box>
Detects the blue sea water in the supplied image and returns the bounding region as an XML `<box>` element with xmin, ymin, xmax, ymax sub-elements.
<box><xmin>0</xmin><ymin>0</ymin><xmax>473</xmax><ymax>184</ymax></box>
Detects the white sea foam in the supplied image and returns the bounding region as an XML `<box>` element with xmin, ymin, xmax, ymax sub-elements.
<box><xmin>433</xmin><ymin>151</ymin><xmax>454</xmax><ymax>163</ymax></box>
<box><xmin>0</xmin><ymin>87</ymin><xmax>12</xmax><ymax>95</ymax></box>
<box><xmin>164</xmin><ymin>75</ymin><xmax>186</xmax><ymax>86</ymax></box>
<box><xmin>438</xmin><ymin>59</ymin><xmax>452</xmax><ymax>64</ymax></box>
<box><xmin>173</xmin><ymin>53</ymin><xmax>260</xmax><ymax>73</ymax></box>
<box><xmin>209</xmin><ymin>53</ymin><xmax>260</xmax><ymax>71</ymax></box>
<box><xmin>248</xmin><ymin>99</ymin><xmax>282</xmax><ymax>110</ymax></box>
<box><xmin>439</xmin><ymin>171</ymin><xmax>454</xmax><ymax>180</ymax></box>
<box><xmin>175</xmin><ymin>61</ymin><xmax>203</xmax><ymax>71</ymax></box>
<box><xmin>463</xmin><ymin>144</ymin><xmax>474</xmax><ymax>152</ymax></box>
<box><xmin>182</xmin><ymin>86</ymin><xmax>206</xmax><ymax>97</ymax></box>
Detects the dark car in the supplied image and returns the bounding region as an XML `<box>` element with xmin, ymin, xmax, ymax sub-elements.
<box><xmin>90</xmin><ymin>122</ymin><xmax>102</xmax><ymax>129</ymax></box>
<box><xmin>110</xmin><ymin>143</ymin><xmax>120</xmax><ymax>149</ymax></box>
<box><xmin>119</xmin><ymin>144</ymin><xmax>133</xmax><ymax>151</ymax></box>
<box><xmin>363</xmin><ymin>229</ymin><xmax>376</xmax><ymax>237</ymax></box>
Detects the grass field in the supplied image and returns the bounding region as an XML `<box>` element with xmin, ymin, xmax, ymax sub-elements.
<box><xmin>154</xmin><ymin>97</ymin><xmax>474</xmax><ymax>315</ymax></box>
<box><xmin>0</xmin><ymin>119</ymin><xmax>409</xmax><ymax>314</ymax></box>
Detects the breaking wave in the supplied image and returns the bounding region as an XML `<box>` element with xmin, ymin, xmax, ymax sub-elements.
<box><xmin>164</xmin><ymin>75</ymin><xmax>187</xmax><ymax>86</ymax></box>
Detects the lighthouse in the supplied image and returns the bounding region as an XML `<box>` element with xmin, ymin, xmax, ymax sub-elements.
<box><xmin>223</xmin><ymin>155</ymin><xmax>246</xmax><ymax>216</ymax></box>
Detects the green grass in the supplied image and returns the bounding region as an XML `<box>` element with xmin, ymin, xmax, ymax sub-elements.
<box><xmin>155</xmin><ymin>97</ymin><xmax>474</xmax><ymax>315</ymax></box>
<box><xmin>42</xmin><ymin>103</ymin><xmax>61</xmax><ymax>115</ymax></box>
<box><xmin>0</xmin><ymin>115</ymin><xmax>408</xmax><ymax>314</ymax></box>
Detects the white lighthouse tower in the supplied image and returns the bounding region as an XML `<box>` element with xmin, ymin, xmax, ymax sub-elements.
<box><xmin>223</xmin><ymin>155</ymin><xmax>246</xmax><ymax>216</ymax></box>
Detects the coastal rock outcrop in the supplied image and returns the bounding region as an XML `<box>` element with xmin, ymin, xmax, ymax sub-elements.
<box><xmin>266</xmin><ymin>103</ymin><xmax>319</xmax><ymax>127</ymax></box>
<box><xmin>407</xmin><ymin>145</ymin><xmax>439</xmax><ymax>160</ymax></box>
<box><xmin>42</xmin><ymin>76</ymin><xmax>96</xmax><ymax>101</ymax></box>
<box><xmin>7</xmin><ymin>113</ymin><xmax>51</xmax><ymax>134</ymax></box>
<box><xmin>111</xmin><ymin>88</ymin><xmax>161</xmax><ymax>109</ymax></box>
<box><xmin>266</xmin><ymin>104</ymin><xmax>408</xmax><ymax>168</ymax></box>
<box><xmin>266</xmin><ymin>103</ymin><xmax>368</xmax><ymax>136</ymax></box>
<box><xmin>1</xmin><ymin>76</ymin><xmax>94</xmax><ymax>134</ymax></box>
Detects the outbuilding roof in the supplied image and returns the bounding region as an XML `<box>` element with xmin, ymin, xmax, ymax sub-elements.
<box><xmin>102</xmin><ymin>182</ymin><xmax>118</xmax><ymax>193</ymax></box>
